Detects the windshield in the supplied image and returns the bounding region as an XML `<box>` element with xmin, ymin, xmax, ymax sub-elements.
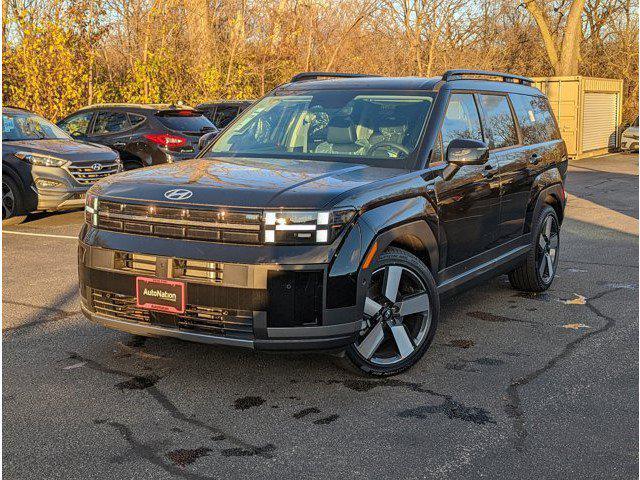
<box><xmin>2</xmin><ymin>111</ymin><xmax>71</xmax><ymax>141</ymax></box>
<box><xmin>205</xmin><ymin>90</ymin><xmax>434</xmax><ymax>165</ymax></box>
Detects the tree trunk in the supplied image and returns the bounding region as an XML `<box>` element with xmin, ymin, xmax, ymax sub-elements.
<box><xmin>559</xmin><ymin>0</ymin><xmax>587</xmax><ymax>75</ymax></box>
<box><xmin>522</xmin><ymin>0</ymin><xmax>560</xmax><ymax>73</ymax></box>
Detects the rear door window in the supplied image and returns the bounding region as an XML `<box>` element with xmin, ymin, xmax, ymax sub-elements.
<box><xmin>440</xmin><ymin>93</ymin><xmax>484</xmax><ymax>153</ymax></box>
<box><xmin>478</xmin><ymin>94</ymin><xmax>519</xmax><ymax>149</ymax></box>
<box><xmin>510</xmin><ymin>94</ymin><xmax>560</xmax><ymax>144</ymax></box>
<box><xmin>156</xmin><ymin>112</ymin><xmax>216</xmax><ymax>134</ymax></box>
<box><xmin>92</xmin><ymin>111</ymin><xmax>130</xmax><ymax>135</ymax></box>
<box><xmin>128</xmin><ymin>113</ymin><xmax>146</xmax><ymax>128</ymax></box>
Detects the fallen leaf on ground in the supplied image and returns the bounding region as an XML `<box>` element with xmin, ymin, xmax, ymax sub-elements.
<box><xmin>562</xmin><ymin>323</ymin><xmax>591</xmax><ymax>330</ymax></box>
<box><xmin>560</xmin><ymin>294</ymin><xmax>587</xmax><ymax>305</ymax></box>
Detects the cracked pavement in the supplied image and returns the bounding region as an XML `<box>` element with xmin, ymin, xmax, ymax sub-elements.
<box><xmin>3</xmin><ymin>153</ymin><xmax>638</xmax><ymax>479</ymax></box>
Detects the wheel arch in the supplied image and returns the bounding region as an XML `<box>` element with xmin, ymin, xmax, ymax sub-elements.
<box><xmin>524</xmin><ymin>169</ymin><xmax>566</xmax><ymax>233</ymax></box>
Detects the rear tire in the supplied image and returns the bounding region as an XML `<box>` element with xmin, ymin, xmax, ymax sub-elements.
<box><xmin>2</xmin><ymin>176</ymin><xmax>26</xmax><ymax>226</ymax></box>
<box><xmin>508</xmin><ymin>205</ymin><xmax>559</xmax><ymax>292</ymax></box>
<box><xmin>340</xmin><ymin>247</ymin><xmax>439</xmax><ymax>377</ymax></box>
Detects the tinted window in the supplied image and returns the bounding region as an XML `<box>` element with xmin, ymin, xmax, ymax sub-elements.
<box><xmin>510</xmin><ymin>94</ymin><xmax>560</xmax><ymax>144</ymax></box>
<box><xmin>479</xmin><ymin>94</ymin><xmax>518</xmax><ymax>149</ymax></box>
<box><xmin>213</xmin><ymin>106</ymin><xmax>239</xmax><ymax>128</ymax></box>
<box><xmin>93</xmin><ymin>112</ymin><xmax>130</xmax><ymax>135</ymax></box>
<box><xmin>207</xmin><ymin>91</ymin><xmax>435</xmax><ymax>165</ymax></box>
<box><xmin>3</xmin><ymin>112</ymin><xmax>70</xmax><ymax>141</ymax></box>
<box><xmin>58</xmin><ymin>112</ymin><xmax>93</xmax><ymax>137</ymax></box>
<box><xmin>128</xmin><ymin>113</ymin><xmax>146</xmax><ymax>127</ymax></box>
<box><xmin>441</xmin><ymin>93</ymin><xmax>483</xmax><ymax>153</ymax></box>
<box><xmin>156</xmin><ymin>113</ymin><xmax>216</xmax><ymax>133</ymax></box>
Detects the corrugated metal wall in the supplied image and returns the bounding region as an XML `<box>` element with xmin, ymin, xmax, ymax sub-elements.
<box><xmin>532</xmin><ymin>76</ymin><xmax>623</xmax><ymax>159</ymax></box>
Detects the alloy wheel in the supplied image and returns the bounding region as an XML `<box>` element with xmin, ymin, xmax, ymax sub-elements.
<box><xmin>537</xmin><ymin>215</ymin><xmax>559</xmax><ymax>283</ymax></box>
<box><xmin>2</xmin><ymin>181</ymin><xmax>15</xmax><ymax>220</ymax></box>
<box><xmin>355</xmin><ymin>265</ymin><xmax>431</xmax><ymax>366</ymax></box>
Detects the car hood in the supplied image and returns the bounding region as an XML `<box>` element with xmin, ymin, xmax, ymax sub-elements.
<box><xmin>91</xmin><ymin>156</ymin><xmax>407</xmax><ymax>208</ymax></box>
<box><xmin>3</xmin><ymin>139</ymin><xmax>118</xmax><ymax>163</ymax></box>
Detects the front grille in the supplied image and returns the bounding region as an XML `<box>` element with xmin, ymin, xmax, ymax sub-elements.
<box><xmin>92</xmin><ymin>289</ymin><xmax>151</xmax><ymax>323</ymax></box>
<box><xmin>93</xmin><ymin>200</ymin><xmax>262</xmax><ymax>244</ymax></box>
<box><xmin>91</xmin><ymin>288</ymin><xmax>254</xmax><ymax>339</ymax></box>
<box><xmin>68</xmin><ymin>162</ymin><xmax>120</xmax><ymax>185</ymax></box>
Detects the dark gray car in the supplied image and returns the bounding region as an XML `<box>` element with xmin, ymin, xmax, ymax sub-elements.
<box><xmin>2</xmin><ymin>107</ymin><xmax>121</xmax><ymax>224</ymax></box>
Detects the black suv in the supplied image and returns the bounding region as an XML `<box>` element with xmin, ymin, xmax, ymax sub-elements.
<box><xmin>2</xmin><ymin>107</ymin><xmax>121</xmax><ymax>224</ymax></box>
<box><xmin>79</xmin><ymin>70</ymin><xmax>567</xmax><ymax>376</ymax></box>
<box><xmin>195</xmin><ymin>100</ymin><xmax>253</xmax><ymax>128</ymax></box>
<box><xmin>57</xmin><ymin>104</ymin><xmax>217</xmax><ymax>170</ymax></box>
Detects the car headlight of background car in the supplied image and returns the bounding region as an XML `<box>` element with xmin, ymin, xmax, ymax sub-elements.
<box><xmin>15</xmin><ymin>151</ymin><xmax>68</xmax><ymax>167</ymax></box>
<box><xmin>263</xmin><ymin>208</ymin><xmax>356</xmax><ymax>244</ymax></box>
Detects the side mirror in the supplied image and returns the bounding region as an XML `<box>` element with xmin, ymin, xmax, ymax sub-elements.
<box><xmin>442</xmin><ymin>138</ymin><xmax>489</xmax><ymax>180</ymax></box>
<box><xmin>198</xmin><ymin>130</ymin><xmax>220</xmax><ymax>150</ymax></box>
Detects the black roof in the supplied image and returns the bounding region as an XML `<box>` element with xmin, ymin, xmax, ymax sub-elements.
<box><xmin>276</xmin><ymin>71</ymin><xmax>542</xmax><ymax>96</ymax></box>
<box><xmin>75</xmin><ymin>103</ymin><xmax>197</xmax><ymax>114</ymax></box>
<box><xmin>196</xmin><ymin>100</ymin><xmax>254</xmax><ymax>108</ymax></box>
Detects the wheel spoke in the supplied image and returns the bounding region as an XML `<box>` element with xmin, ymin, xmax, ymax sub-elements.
<box><xmin>356</xmin><ymin>321</ymin><xmax>385</xmax><ymax>360</ymax></box>
<box><xmin>544</xmin><ymin>217</ymin><xmax>553</xmax><ymax>238</ymax></box>
<box><xmin>549</xmin><ymin>247</ymin><xmax>557</xmax><ymax>261</ymax></box>
<box><xmin>538</xmin><ymin>255</ymin><xmax>547</xmax><ymax>277</ymax></box>
<box><xmin>390</xmin><ymin>324</ymin><xmax>414</xmax><ymax>359</ymax></box>
<box><xmin>546</xmin><ymin>253</ymin><xmax>554</xmax><ymax>278</ymax></box>
<box><xmin>364</xmin><ymin>297</ymin><xmax>383</xmax><ymax>317</ymax></box>
<box><xmin>538</xmin><ymin>233</ymin><xmax>547</xmax><ymax>249</ymax></box>
<box><xmin>383</xmin><ymin>266</ymin><xmax>402</xmax><ymax>302</ymax></box>
<box><xmin>397</xmin><ymin>293</ymin><xmax>429</xmax><ymax>317</ymax></box>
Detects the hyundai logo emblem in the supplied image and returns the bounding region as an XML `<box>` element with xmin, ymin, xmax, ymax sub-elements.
<box><xmin>91</xmin><ymin>163</ymin><xmax>103</xmax><ymax>171</ymax></box>
<box><xmin>164</xmin><ymin>188</ymin><xmax>193</xmax><ymax>200</ymax></box>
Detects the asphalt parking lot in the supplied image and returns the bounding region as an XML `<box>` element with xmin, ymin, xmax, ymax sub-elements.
<box><xmin>3</xmin><ymin>153</ymin><xmax>638</xmax><ymax>479</ymax></box>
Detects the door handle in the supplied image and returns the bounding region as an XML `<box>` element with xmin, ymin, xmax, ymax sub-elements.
<box><xmin>113</xmin><ymin>142</ymin><xmax>127</xmax><ymax>147</ymax></box>
<box><xmin>529</xmin><ymin>153</ymin><xmax>540</xmax><ymax>165</ymax></box>
<box><xmin>482</xmin><ymin>165</ymin><xmax>498</xmax><ymax>178</ymax></box>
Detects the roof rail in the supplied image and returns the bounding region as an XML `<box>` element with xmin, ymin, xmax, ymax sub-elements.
<box><xmin>442</xmin><ymin>70</ymin><xmax>533</xmax><ymax>86</ymax></box>
<box><xmin>4</xmin><ymin>105</ymin><xmax>31</xmax><ymax>112</ymax></box>
<box><xmin>290</xmin><ymin>71</ymin><xmax>381</xmax><ymax>83</ymax></box>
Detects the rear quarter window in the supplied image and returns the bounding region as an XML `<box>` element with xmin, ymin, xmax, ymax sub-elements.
<box><xmin>510</xmin><ymin>94</ymin><xmax>561</xmax><ymax>144</ymax></box>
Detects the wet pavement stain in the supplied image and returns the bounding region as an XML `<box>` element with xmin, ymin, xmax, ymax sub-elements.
<box><xmin>513</xmin><ymin>292</ymin><xmax>553</xmax><ymax>302</ymax></box>
<box><xmin>467</xmin><ymin>311</ymin><xmax>535</xmax><ymax>325</ymax></box>
<box><xmin>313</xmin><ymin>414</ymin><xmax>339</xmax><ymax>425</ymax></box>
<box><xmin>449</xmin><ymin>339</ymin><xmax>474</xmax><ymax>349</ymax></box>
<box><xmin>165</xmin><ymin>447</ymin><xmax>212</xmax><ymax>467</ymax></box>
<box><xmin>116</xmin><ymin>375</ymin><xmax>159</xmax><ymax>390</ymax></box>
<box><xmin>398</xmin><ymin>399</ymin><xmax>496</xmax><ymax>425</ymax></box>
<box><xmin>473</xmin><ymin>357</ymin><xmax>505</xmax><ymax>366</ymax></box>
<box><xmin>234</xmin><ymin>396</ymin><xmax>265</xmax><ymax>410</ymax></box>
<box><xmin>221</xmin><ymin>444</ymin><xmax>276</xmax><ymax>457</ymax></box>
<box><xmin>445</xmin><ymin>362</ymin><xmax>480</xmax><ymax>373</ymax></box>
<box><xmin>293</xmin><ymin>407</ymin><xmax>321</xmax><ymax>419</ymax></box>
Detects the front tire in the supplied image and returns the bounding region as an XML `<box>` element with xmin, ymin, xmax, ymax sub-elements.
<box><xmin>2</xmin><ymin>176</ymin><xmax>26</xmax><ymax>226</ymax></box>
<box><xmin>508</xmin><ymin>205</ymin><xmax>560</xmax><ymax>292</ymax></box>
<box><xmin>341</xmin><ymin>247</ymin><xmax>439</xmax><ymax>377</ymax></box>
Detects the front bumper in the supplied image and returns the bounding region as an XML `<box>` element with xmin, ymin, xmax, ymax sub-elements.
<box><xmin>78</xmin><ymin>240</ymin><xmax>367</xmax><ymax>351</ymax></box>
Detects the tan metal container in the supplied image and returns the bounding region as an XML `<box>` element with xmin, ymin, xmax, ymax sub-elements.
<box><xmin>532</xmin><ymin>76</ymin><xmax>623</xmax><ymax>159</ymax></box>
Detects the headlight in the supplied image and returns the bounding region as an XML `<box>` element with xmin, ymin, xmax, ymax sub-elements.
<box><xmin>15</xmin><ymin>151</ymin><xmax>68</xmax><ymax>167</ymax></box>
<box><xmin>85</xmin><ymin>193</ymin><xmax>99</xmax><ymax>226</ymax></box>
<box><xmin>263</xmin><ymin>208</ymin><xmax>356</xmax><ymax>244</ymax></box>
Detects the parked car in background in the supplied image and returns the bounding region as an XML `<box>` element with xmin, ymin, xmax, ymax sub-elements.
<box><xmin>621</xmin><ymin>116</ymin><xmax>638</xmax><ymax>152</ymax></box>
<box><xmin>57</xmin><ymin>104</ymin><xmax>217</xmax><ymax>170</ymax></box>
<box><xmin>2</xmin><ymin>107</ymin><xmax>121</xmax><ymax>225</ymax></box>
<box><xmin>79</xmin><ymin>70</ymin><xmax>567</xmax><ymax>376</ymax></box>
<box><xmin>195</xmin><ymin>100</ymin><xmax>253</xmax><ymax>128</ymax></box>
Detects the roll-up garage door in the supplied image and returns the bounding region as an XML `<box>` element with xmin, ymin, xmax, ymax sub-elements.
<box><xmin>582</xmin><ymin>92</ymin><xmax>619</xmax><ymax>151</ymax></box>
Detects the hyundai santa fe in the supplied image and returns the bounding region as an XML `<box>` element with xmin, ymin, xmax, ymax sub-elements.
<box><xmin>79</xmin><ymin>70</ymin><xmax>567</xmax><ymax>376</ymax></box>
